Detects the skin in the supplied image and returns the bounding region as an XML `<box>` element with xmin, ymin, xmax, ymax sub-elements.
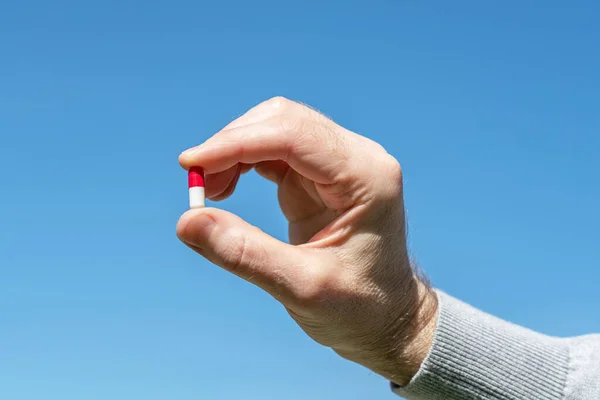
<box><xmin>176</xmin><ymin>97</ymin><xmax>438</xmax><ymax>386</ymax></box>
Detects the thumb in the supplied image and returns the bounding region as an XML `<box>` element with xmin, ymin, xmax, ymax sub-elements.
<box><xmin>176</xmin><ymin>207</ymin><xmax>318</xmax><ymax>302</ymax></box>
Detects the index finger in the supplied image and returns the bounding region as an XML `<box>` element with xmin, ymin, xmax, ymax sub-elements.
<box><xmin>179</xmin><ymin>97</ymin><xmax>358</xmax><ymax>185</ymax></box>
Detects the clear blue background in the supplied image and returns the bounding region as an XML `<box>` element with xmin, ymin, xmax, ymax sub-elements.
<box><xmin>1</xmin><ymin>1</ymin><xmax>599</xmax><ymax>399</ymax></box>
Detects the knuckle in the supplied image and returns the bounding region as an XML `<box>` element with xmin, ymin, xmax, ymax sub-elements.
<box><xmin>222</xmin><ymin>232</ymin><xmax>250</xmax><ymax>274</ymax></box>
<box><xmin>367</xmin><ymin>154</ymin><xmax>404</xmax><ymax>202</ymax></box>
<box><xmin>384</xmin><ymin>156</ymin><xmax>403</xmax><ymax>183</ymax></box>
<box><xmin>266</xmin><ymin>96</ymin><xmax>293</xmax><ymax>111</ymax></box>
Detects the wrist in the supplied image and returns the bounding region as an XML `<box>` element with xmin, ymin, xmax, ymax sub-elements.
<box><xmin>333</xmin><ymin>278</ymin><xmax>438</xmax><ymax>387</ymax></box>
<box><xmin>363</xmin><ymin>279</ymin><xmax>439</xmax><ymax>387</ymax></box>
<box><xmin>393</xmin><ymin>281</ymin><xmax>438</xmax><ymax>385</ymax></box>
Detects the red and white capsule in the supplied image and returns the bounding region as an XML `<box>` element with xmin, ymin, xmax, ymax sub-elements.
<box><xmin>188</xmin><ymin>166</ymin><xmax>205</xmax><ymax>208</ymax></box>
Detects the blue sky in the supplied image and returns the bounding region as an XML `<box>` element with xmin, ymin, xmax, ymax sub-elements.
<box><xmin>1</xmin><ymin>1</ymin><xmax>599</xmax><ymax>399</ymax></box>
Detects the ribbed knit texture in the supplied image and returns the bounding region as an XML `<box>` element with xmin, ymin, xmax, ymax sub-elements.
<box><xmin>564</xmin><ymin>334</ymin><xmax>600</xmax><ymax>399</ymax></box>
<box><xmin>392</xmin><ymin>291</ymin><xmax>570</xmax><ymax>400</ymax></box>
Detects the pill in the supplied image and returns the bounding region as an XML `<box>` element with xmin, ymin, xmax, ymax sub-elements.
<box><xmin>188</xmin><ymin>167</ymin><xmax>205</xmax><ymax>209</ymax></box>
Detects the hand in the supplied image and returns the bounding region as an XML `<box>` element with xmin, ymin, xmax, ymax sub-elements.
<box><xmin>176</xmin><ymin>97</ymin><xmax>438</xmax><ymax>386</ymax></box>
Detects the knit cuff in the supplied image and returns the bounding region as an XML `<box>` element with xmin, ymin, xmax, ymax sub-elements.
<box><xmin>392</xmin><ymin>290</ymin><xmax>569</xmax><ymax>400</ymax></box>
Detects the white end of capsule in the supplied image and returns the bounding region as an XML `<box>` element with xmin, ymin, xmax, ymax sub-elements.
<box><xmin>189</xmin><ymin>186</ymin><xmax>205</xmax><ymax>209</ymax></box>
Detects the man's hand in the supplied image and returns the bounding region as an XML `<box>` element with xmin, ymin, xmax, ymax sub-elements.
<box><xmin>176</xmin><ymin>97</ymin><xmax>438</xmax><ymax>386</ymax></box>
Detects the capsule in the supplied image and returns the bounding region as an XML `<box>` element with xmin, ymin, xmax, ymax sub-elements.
<box><xmin>188</xmin><ymin>166</ymin><xmax>205</xmax><ymax>208</ymax></box>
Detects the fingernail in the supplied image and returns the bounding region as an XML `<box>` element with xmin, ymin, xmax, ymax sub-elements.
<box><xmin>181</xmin><ymin>147</ymin><xmax>200</xmax><ymax>156</ymax></box>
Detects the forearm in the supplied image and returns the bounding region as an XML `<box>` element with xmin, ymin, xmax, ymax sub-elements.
<box><xmin>393</xmin><ymin>291</ymin><xmax>600</xmax><ymax>400</ymax></box>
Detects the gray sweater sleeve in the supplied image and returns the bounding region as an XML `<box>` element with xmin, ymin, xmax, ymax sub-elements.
<box><xmin>392</xmin><ymin>291</ymin><xmax>600</xmax><ymax>400</ymax></box>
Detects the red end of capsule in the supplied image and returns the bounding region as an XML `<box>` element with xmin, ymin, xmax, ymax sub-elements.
<box><xmin>188</xmin><ymin>167</ymin><xmax>205</xmax><ymax>188</ymax></box>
